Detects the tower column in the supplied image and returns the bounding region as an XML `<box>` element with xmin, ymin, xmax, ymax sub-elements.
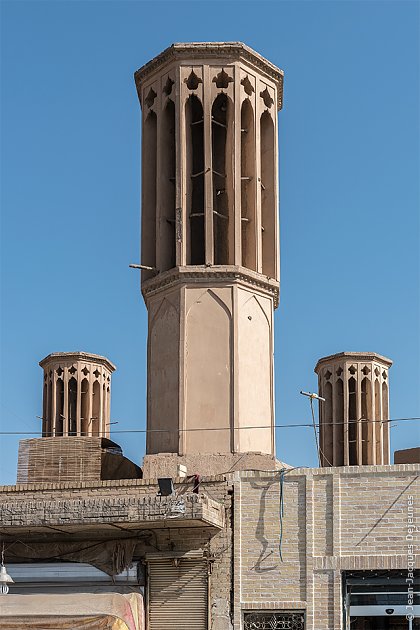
<box><xmin>135</xmin><ymin>43</ymin><xmax>284</xmax><ymax>473</ymax></box>
<box><xmin>315</xmin><ymin>352</ymin><xmax>392</xmax><ymax>467</ymax></box>
<box><xmin>39</xmin><ymin>353</ymin><xmax>115</xmax><ymax>439</ymax></box>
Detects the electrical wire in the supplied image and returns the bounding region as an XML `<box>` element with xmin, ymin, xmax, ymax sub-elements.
<box><xmin>0</xmin><ymin>416</ymin><xmax>418</xmax><ymax>436</ymax></box>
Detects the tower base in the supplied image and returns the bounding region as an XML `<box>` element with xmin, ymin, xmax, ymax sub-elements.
<box><xmin>142</xmin><ymin>451</ymin><xmax>290</xmax><ymax>479</ymax></box>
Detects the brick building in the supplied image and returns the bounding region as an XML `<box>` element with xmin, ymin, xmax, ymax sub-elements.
<box><xmin>0</xmin><ymin>42</ymin><xmax>419</xmax><ymax>630</ymax></box>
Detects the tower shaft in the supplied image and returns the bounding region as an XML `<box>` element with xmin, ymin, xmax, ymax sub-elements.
<box><xmin>135</xmin><ymin>43</ymin><xmax>283</xmax><ymax>459</ymax></box>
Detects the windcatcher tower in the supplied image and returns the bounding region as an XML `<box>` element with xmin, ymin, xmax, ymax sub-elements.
<box><xmin>134</xmin><ymin>43</ymin><xmax>283</xmax><ymax>472</ymax></box>
<box><xmin>315</xmin><ymin>352</ymin><xmax>392</xmax><ymax>467</ymax></box>
<box><xmin>39</xmin><ymin>352</ymin><xmax>115</xmax><ymax>438</ymax></box>
<box><xmin>17</xmin><ymin>352</ymin><xmax>141</xmax><ymax>483</ymax></box>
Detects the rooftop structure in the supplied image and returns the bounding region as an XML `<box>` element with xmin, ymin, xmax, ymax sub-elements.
<box><xmin>134</xmin><ymin>42</ymin><xmax>283</xmax><ymax>473</ymax></box>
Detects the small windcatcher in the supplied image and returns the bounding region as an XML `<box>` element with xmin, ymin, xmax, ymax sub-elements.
<box><xmin>39</xmin><ymin>351</ymin><xmax>116</xmax><ymax>439</ymax></box>
<box><xmin>315</xmin><ymin>352</ymin><xmax>392</xmax><ymax>467</ymax></box>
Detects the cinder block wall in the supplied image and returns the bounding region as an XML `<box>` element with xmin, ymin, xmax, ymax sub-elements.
<box><xmin>234</xmin><ymin>464</ymin><xmax>420</xmax><ymax>630</ymax></box>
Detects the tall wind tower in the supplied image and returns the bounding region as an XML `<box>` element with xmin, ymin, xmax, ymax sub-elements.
<box><xmin>134</xmin><ymin>43</ymin><xmax>284</xmax><ymax>474</ymax></box>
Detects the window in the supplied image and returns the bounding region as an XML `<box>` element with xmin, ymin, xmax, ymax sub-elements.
<box><xmin>243</xmin><ymin>611</ymin><xmax>305</xmax><ymax>630</ymax></box>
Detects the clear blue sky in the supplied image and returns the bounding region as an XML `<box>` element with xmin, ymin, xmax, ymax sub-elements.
<box><xmin>1</xmin><ymin>0</ymin><xmax>419</xmax><ymax>484</ymax></box>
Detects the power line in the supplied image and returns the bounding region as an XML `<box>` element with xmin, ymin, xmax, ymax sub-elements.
<box><xmin>0</xmin><ymin>416</ymin><xmax>418</xmax><ymax>436</ymax></box>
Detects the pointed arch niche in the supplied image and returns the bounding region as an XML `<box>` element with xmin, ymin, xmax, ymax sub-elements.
<box><xmin>335</xmin><ymin>379</ymin><xmax>344</xmax><ymax>466</ymax></box>
<box><xmin>240</xmin><ymin>99</ymin><xmax>256</xmax><ymax>270</ymax></box>
<box><xmin>237</xmin><ymin>294</ymin><xmax>271</xmax><ymax>454</ymax></box>
<box><xmin>142</xmin><ymin>110</ymin><xmax>157</xmax><ymax>278</ymax></box>
<box><xmin>148</xmin><ymin>297</ymin><xmax>180</xmax><ymax>454</ymax></box>
<box><xmin>186</xmin><ymin>95</ymin><xmax>205</xmax><ymax>264</ymax></box>
<box><xmin>160</xmin><ymin>99</ymin><xmax>176</xmax><ymax>271</ymax></box>
<box><xmin>382</xmin><ymin>381</ymin><xmax>389</xmax><ymax>463</ymax></box>
<box><xmin>260</xmin><ymin>111</ymin><xmax>276</xmax><ymax>277</ymax></box>
<box><xmin>92</xmin><ymin>380</ymin><xmax>100</xmax><ymax>437</ymax></box>
<box><xmin>322</xmin><ymin>381</ymin><xmax>333</xmax><ymax>466</ymax></box>
<box><xmin>212</xmin><ymin>93</ymin><xmax>234</xmax><ymax>265</ymax></box>
<box><xmin>185</xmin><ymin>290</ymin><xmax>231</xmax><ymax>453</ymax></box>
<box><xmin>361</xmin><ymin>377</ymin><xmax>372</xmax><ymax>464</ymax></box>
<box><xmin>81</xmin><ymin>378</ymin><xmax>89</xmax><ymax>436</ymax></box>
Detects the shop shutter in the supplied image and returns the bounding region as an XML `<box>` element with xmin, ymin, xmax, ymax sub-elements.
<box><xmin>148</xmin><ymin>559</ymin><xmax>208</xmax><ymax>630</ymax></box>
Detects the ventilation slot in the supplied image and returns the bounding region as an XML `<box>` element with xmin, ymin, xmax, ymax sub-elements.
<box><xmin>212</xmin><ymin>94</ymin><xmax>232</xmax><ymax>265</ymax></box>
<box><xmin>348</xmin><ymin>377</ymin><xmax>357</xmax><ymax>465</ymax></box>
<box><xmin>382</xmin><ymin>381</ymin><xmax>389</xmax><ymax>464</ymax></box>
<box><xmin>335</xmin><ymin>379</ymin><xmax>344</xmax><ymax>466</ymax></box>
<box><xmin>160</xmin><ymin>100</ymin><xmax>176</xmax><ymax>271</ymax></box>
<box><xmin>186</xmin><ymin>96</ymin><xmax>205</xmax><ymax>264</ymax></box>
<box><xmin>241</xmin><ymin>99</ymin><xmax>256</xmax><ymax>270</ymax></box>
<box><xmin>260</xmin><ymin>112</ymin><xmax>276</xmax><ymax>277</ymax></box>
<box><xmin>81</xmin><ymin>378</ymin><xmax>89</xmax><ymax>436</ymax></box>
<box><xmin>68</xmin><ymin>377</ymin><xmax>77</xmax><ymax>436</ymax></box>
<box><xmin>42</xmin><ymin>383</ymin><xmax>49</xmax><ymax>437</ymax></box>
<box><xmin>374</xmin><ymin>379</ymin><xmax>381</xmax><ymax>464</ymax></box>
<box><xmin>142</xmin><ymin>110</ymin><xmax>157</xmax><ymax>280</ymax></box>
<box><xmin>55</xmin><ymin>378</ymin><xmax>64</xmax><ymax>436</ymax></box>
<box><xmin>322</xmin><ymin>381</ymin><xmax>333</xmax><ymax>466</ymax></box>
<box><xmin>361</xmin><ymin>377</ymin><xmax>371</xmax><ymax>464</ymax></box>
<box><xmin>92</xmin><ymin>380</ymin><xmax>100</xmax><ymax>437</ymax></box>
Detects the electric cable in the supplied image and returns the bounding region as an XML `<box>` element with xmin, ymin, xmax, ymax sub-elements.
<box><xmin>0</xmin><ymin>416</ymin><xmax>418</xmax><ymax>436</ymax></box>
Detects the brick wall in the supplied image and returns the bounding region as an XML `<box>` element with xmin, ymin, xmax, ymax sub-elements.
<box><xmin>234</xmin><ymin>464</ymin><xmax>420</xmax><ymax>630</ymax></box>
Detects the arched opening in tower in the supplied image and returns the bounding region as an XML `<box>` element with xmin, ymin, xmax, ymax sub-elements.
<box><xmin>382</xmin><ymin>381</ymin><xmax>389</xmax><ymax>463</ymax></box>
<box><xmin>161</xmin><ymin>99</ymin><xmax>176</xmax><ymax>271</ymax></box>
<box><xmin>92</xmin><ymin>380</ymin><xmax>100</xmax><ymax>436</ymax></box>
<box><xmin>348</xmin><ymin>376</ymin><xmax>357</xmax><ymax>464</ymax></box>
<box><xmin>322</xmin><ymin>381</ymin><xmax>333</xmax><ymax>466</ymax></box>
<box><xmin>55</xmin><ymin>378</ymin><xmax>64</xmax><ymax>436</ymax></box>
<box><xmin>81</xmin><ymin>378</ymin><xmax>89</xmax><ymax>436</ymax></box>
<box><xmin>42</xmin><ymin>382</ymin><xmax>49</xmax><ymax>437</ymax></box>
<box><xmin>212</xmin><ymin>93</ymin><xmax>233</xmax><ymax>265</ymax></box>
<box><xmin>335</xmin><ymin>378</ymin><xmax>344</xmax><ymax>466</ymax></box>
<box><xmin>186</xmin><ymin>95</ymin><xmax>205</xmax><ymax>265</ymax></box>
<box><xmin>374</xmin><ymin>378</ymin><xmax>382</xmax><ymax>464</ymax></box>
<box><xmin>241</xmin><ymin>99</ymin><xmax>256</xmax><ymax>270</ymax></box>
<box><xmin>260</xmin><ymin>111</ymin><xmax>276</xmax><ymax>278</ymax></box>
<box><xmin>361</xmin><ymin>377</ymin><xmax>371</xmax><ymax>464</ymax></box>
<box><xmin>68</xmin><ymin>377</ymin><xmax>77</xmax><ymax>436</ymax></box>
<box><xmin>142</xmin><ymin>110</ymin><xmax>157</xmax><ymax>279</ymax></box>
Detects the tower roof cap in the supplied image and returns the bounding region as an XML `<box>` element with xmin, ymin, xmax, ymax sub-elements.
<box><xmin>39</xmin><ymin>351</ymin><xmax>116</xmax><ymax>372</ymax></box>
<box><xmin>314</xmin><ymin>351</ymin><xmax>393</xmax><ymax>374</ymax></box>
<box><xmin>134</xmin><ymin>42</ymin><xmax>284</xmax><ymax>110</ymax></box>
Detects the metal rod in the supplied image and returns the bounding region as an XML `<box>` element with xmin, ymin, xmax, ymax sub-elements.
<box><xmin>129</xmin><ymin>264</ymin><xmax>159</xmax><ymax>273</ymax></box>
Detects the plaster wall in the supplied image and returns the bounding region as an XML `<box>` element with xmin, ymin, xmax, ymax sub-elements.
<box><xmin>145</xmin><ymin>281</ymin><xmax>274</xmax><ymax>458</ymax></box>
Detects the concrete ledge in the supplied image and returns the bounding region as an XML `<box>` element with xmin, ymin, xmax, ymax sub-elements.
<box><xmin>0</xmin><ymin>492</ymin><xmax>224</xmax><ymax>532</ymax></box>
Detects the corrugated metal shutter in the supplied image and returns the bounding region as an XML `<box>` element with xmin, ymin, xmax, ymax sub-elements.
<box><xmin>148</xmin><ymin>559</ymin><xmax>208</xmax><ymax>630</ymax></box>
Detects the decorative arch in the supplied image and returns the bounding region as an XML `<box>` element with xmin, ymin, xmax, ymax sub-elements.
<box><xmin>92</xmin><ymin>380</ymin><xmax>100</xmax><ymax>437</ymax></box>
<box><xmin>81</xmin><ymin>378</ymin><xmax>89</xmax><ymax>436</ymax></box>
<box><xmin>185</xmin><ymin>95</ymin><xmax>205</xmax><ymax>264</ymax></box>
<box><xmin>142</xmin><ymin>110</ymin><xmax>157</xmax><ymax>279</ymax></box>
<box><xmin>348</xmin><ymin>376</ymin><xmax>357</xmax><ymax>464</ymax></box>
<box><xmin>212</xmin><ymin>93</ymin><xmax>234</xmax><ymax>265</ymax></box>
<box><xmin>241</xmin><ymin>99</ymin><xmax>256</xmax><ymax>270</ymax></box>
<box><xmin>260</xmin><ymin>111</ymin><xmax>276</xmax><ymax>277</ymax></box>
<box><xmin>185</xmin><ymin>289</ymin><xmax>231</xmax><ymax>453</ymax></box>
<box><xmin>160</xmin><ymin>99</ymin><xmax>176</xmax><ymax>271</ymax></box>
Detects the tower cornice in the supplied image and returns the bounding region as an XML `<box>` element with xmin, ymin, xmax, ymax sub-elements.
<box><xmin>134</xmin><ymin>42</ymin><xmax>284</xmax><ymax>110</ymax></box>
<box><xmin>39</xmin><ymin>351</ymin><xmax>116</xmax><ymax>373</ymax></box>
<box><xmin>141</xmin><ymin>266</ymin><xmax>280</xmax><ymax>307</ymax></box>
<box><xmin>314</xmin><ymin>352</ymin><xmax>393</xmax><ymax>374</ymax></box>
